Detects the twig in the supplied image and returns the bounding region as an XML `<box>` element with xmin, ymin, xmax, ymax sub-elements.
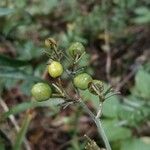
<box><xmin>105</xmin><ymin>92</ymin><xmax>121</xmax><ymax>100</ymax></box>
<box><xmin>104</xmin><ymin>29</ymin><xmax>111</xmax><ymax>82</ymax></box>
<box><xmin>102</xmin><ymin>0</ymin><xmax>111</xmax><ymax>82</ymax></box>
<box><xmin>0</xmin><ymin>97</ymin><xmax>31</xmax><ymax>150</ymax></box>
<box><xmin>96</xmin><ymin>102</ymin><xmax>102</xmax><ymax>119</ymax></box>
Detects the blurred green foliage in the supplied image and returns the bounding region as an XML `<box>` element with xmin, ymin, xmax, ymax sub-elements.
<box><xmin>0</xmin><ymin>0</ymin><xmax>150</xmax><ymax>149</ymax></box>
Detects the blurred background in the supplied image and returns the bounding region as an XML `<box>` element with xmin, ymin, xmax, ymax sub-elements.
<box><xmin>0</xmin><ymin>0</ymin><xmax>150</xmax><ymax>150</ymax></box>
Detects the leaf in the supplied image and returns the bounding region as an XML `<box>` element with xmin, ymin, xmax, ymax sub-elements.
<box><xmin>0</xmin><ymin>54</ymin><xmax>30</xmax><ymax>67</ymax></box>
<box><xmin>134</xmin><ymin>7</ymin><xmax>149</xmax><ymax>15</ymax></box>
<box><xmin>13</xmin><ymin>114</ymin><xmax>32</xmax><ymax>150</ymax></box>
<box><xmin>27</xmin><ymin>0</ymin><xmax>59</xmax><ymax>15</ymax></box>
<box><xmin>133</xmin><ymin>69</ymin><xmax>150</xmax><ymax>99</ymax></box>
<box><xmin>134</xmin><ymin>14</ymin><xmax>150</xmax><ymax>24</ymax></box>
<box><xmin>134</xmin><ymin>7</ymin><xmax>150</xmax><ymax>24</ymax></box>
<box><xmin>2</xmin><ymin>98</ymin><xmax>65</xmax><ymax>119</ymax></box>
<box><xmin>0</xmin><ymin>8</ymin><xmax>15</xmax><ymax>17</ymax></box>
<box><xmin>0</xmin><ymin>67</ymin><xmax>41</xmax><ymax>81</ymax></box>
<box><xmin>121</xmin><ymin>138</ymin><xmax>150</xmax><ymax>150</ymax></box>
<box><xmin>102</xmin><ymin>120</ymin><xmax>132</xmax><ymax>142</ymax></box>
<box><xmin>102</xmin><ymin>96</ymin><xmax>121</xmax><ymax>118</ymax></box>
<box><xmin>79</xmin><ymin>89</ymin><xmax>99</xmax><ymax>110</ymax></box>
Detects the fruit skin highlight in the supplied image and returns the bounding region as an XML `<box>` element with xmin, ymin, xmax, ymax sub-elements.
<box><xmin>31</xmin><ymin>82</ymin><xmax>52</xmax><ymax>101</ymax></box>
<box><xmin>68</xmin><ymin>42</ymin><xmax>85</xmax><ymax>57</ymax></box>
<box><xmin>73</xmin><ymin>73</ymin><xmax>92</xmax><ymax>90</ymax></box>
<box><xmin>48</xmin><ymin>61</ymin><xmax>63</xmax><ymax>78</ymax></box>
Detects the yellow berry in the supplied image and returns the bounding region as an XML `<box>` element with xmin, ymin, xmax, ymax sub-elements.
<box><xmin>48</xmin><ymin>61</ymin><xmax>63</xmax><ymax>78</ymax></box>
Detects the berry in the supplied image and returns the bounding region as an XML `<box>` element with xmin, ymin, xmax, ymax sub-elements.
<box><xmin>68</xmin><ymin>42</ymin><xmax>85</xmax><ymax>57</ymax></box>
<box><xmin>73</xmin><ymin>73</ymin><xmax>92</xmax><ymax>90</ymax></box>
<box><xmin>31</xmin><ymin>82</ymin><xmax>52</xmax><ymax>101</ymax></box>
<box><xmin>48</xmin><ymin>61</ymin><xmax>63</xmax><ymax>78</ymax></box>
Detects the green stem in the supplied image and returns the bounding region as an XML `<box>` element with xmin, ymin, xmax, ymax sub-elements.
<box><xmin>95</xmin><ymin>119</ymin><xmax>111</xmax><ymax>150</ymax></box>
<box><xmin>79</xmin><ymin>100</ymin><xmax>111</xmax><ymax>150</ymax></box>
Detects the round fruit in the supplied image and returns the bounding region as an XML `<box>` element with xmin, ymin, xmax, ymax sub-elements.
<box><xmin>68</xmin><ymin>42</ymin><xmax>85</xmax><ymax>57</ymax></box>
<box><xmin>73</xmin><ymin>73</ymin><xmax>92</xmax><ymax>90</ymax></box>
<box><xmin>88</xmin><ymin>80</ymin><xmax>104</xmax><ymax>95</ymax></box>
<box><xmin>31</xmin><ymin>82</ymin><xmax>52</xmax><ymax>101</ymax></box>
<box><xmin>48</xmin><ymin>61</ymin><xmax>63</xmax><ymax>78</ymax></box>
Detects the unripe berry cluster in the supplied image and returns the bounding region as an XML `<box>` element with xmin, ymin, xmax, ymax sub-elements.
<box><xmin>31</xmin><ymin>39</ymin><xmax>103</xmax><ymax>101</ymax></box>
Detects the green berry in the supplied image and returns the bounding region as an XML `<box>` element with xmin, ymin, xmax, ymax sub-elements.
<box><xmin>68</xmin><ymin>42</ymin><xmax>85</xmax><ymax>57</ymax></box>
<box><xmin>31</xmin><ymin>82</ymin><xmax>52</xmax><ymax>101</ymax></box>
<box><xmin>48</xmin><ymin>61</ymin><xmax>63</xmax><ymax>78</ymax></box>
<box><xmin>73</xmin><ymin>73</ymin><xmax>92</xmax><ymax>90</ymax></box>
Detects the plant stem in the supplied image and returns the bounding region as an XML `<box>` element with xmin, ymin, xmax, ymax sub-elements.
<box><xmin>79</xmin><ymin>100</ymin><xmax>111</xmax><ymax>150</ymax></box>
<box><xmin>95</xmin><ymin>119</ymin><xmax>111</xmax><ymax>150</ymax></box>
<box><xmin>96</xmin><ymin>102</ymin><xmax>102</xmax><ymax>118</ymax></box>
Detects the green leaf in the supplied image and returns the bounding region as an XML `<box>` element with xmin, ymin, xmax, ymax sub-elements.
<box><xmin>134</xmin><ymin>7</ymin><xmax>150</xmax><ymax>24</ymax></box>
<box><xmin>118</xmin><ymin>96</ymin><xmax>150</xmax><ymax>127</ymax></box>
<box><xmin>133</xmin><ymin>69</ymin><xmax>150</xmax><ymax>99</ymax></box>
<box><xmin>27</xmin><ymin>0</ymin><xmax>59</xmax><ymax>15</ymax></box>
<box><xmin>134</xmin><ymin>7</ymin><xmax>149</xmax><ymax>15</ymax></box>
<box><xmin>121</xmin><ymin>138</ymin><xmax>150</xmax><ymax>150</ymax></box>
<box><xmin>79</xmin><ymin>89</ymin><xmax>99</xmax><ymax>110</ymax></box>
<box><xmin>13</xmin><ymin>114</ymin><xmax>31</xmax><ymax>150</ymax></box>
<box><xmin>0</xmin><ymin>55</ymin><xmax>30</xmax><ymax>67</ymax></box>
<box><xmin>0</xmin><ymin>8</ymin><xmax>15</xmax><ymax>17</ymax></box>
<box><xmin>102</xmin><ymin>96</ymin><xmax>121</xmax><ymax>118</ymax></box>
<box><xmin>2</xmin><ymin>98</ymin><xmax>65</xmax><ymax>119</ymax></box>
<box><xmin>134</xmin><ymin>14</ymin><xmax>150</xmax><ymax>24</ymax></box>
<box><xmin>102</xmin><ymin>120</ymin><xmax>132</xmax><ymax>142</ymax></box>
<box><xmin>0</xmin><ymin>67</ymin><xmax>41</xmax><ymax>81</ymax></box>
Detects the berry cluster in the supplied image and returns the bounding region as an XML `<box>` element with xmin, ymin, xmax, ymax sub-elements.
<box><xmin>31</xmin><ymin>39</ymin><xmax>104</xmax><ymax>102</ymax></box>
<box><xmin>30</xmin><ymin>38</ymin><xmax>113</xmax><ymax>150</ymax></box>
